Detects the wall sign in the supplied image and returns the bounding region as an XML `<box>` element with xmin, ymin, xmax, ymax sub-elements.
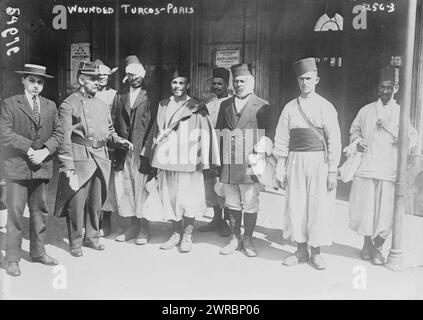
<box><xmin>215</xmin><ymin>49</ymin><xmax>240</xmax><ymax>68</ymax></box>
<box><xmin>70</xmin><ymin>43</ymin><xmax>90</xmax><ymax>84</ymax></box>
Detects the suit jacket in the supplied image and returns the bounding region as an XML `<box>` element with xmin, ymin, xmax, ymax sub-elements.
<box><xmin>111</xmin><ymin>87</ymin><xmax>154</xmax><ymax>171</ymax></box>
<box><xmin>215</xmin><ymin>93</ymin><xmax>274</xmax><ymax>184</ymax></box>
<box><xmin>0</xmin><ymin>93</ymin><xmax>62</xmax><ymax>180</ymax></box>
<box><xmin>54</xmin><ymin>91</ymin><xmax>120</xmax><ymax>217</ymax></box>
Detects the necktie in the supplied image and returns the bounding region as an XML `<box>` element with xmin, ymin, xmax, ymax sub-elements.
<box><xmin>32</xmin><ymin>95</ymin><xmax>40</xmax><ymax>126</ymax></box>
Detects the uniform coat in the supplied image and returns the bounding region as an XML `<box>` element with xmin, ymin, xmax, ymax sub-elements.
<box><xmin>0</xmin><ymin>94</ymin><xmax>62</xmax><ymax>180</ymax></box>
<box><xmin>215</xmin><ymin>94</ymin><xmax>274</xmax><ymax>184</ymax></box>
<box><xmin>54</xmin><ymin>91</ymin><xmax>120</xmax><ymax>217</ymax></box>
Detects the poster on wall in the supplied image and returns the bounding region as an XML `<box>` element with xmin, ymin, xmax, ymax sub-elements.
<box><xmin>215</xmin><ymin>49</ymin><xmax>241</xmax><ymax>68</ymax></box>
<box><xmin>70</xmin><ymin>43</ymin><xmax>90</xmax><ymax>85</ymax></box>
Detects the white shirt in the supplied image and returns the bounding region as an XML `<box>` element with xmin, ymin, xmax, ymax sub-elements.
<box><xmin>129</xmin><ymin>87</ymin><xmax>141</xmax><ymax>109</ymax></box>
<box><xmin>273</xmin><ymin>92</ymin><xmax>342</xmax><ymax>172</ymax></box>
<box><xmin>25</xmin><ymin>90</ymin><xmax>41</xmax><ymax>111</ymax></box>
<box><xmin>234</xmin><ymin>94</ymin><xmax>250</xmax><ymax>114</ymax></box>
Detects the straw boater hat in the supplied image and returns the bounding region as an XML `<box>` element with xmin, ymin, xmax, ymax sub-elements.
<box><xmin>14</xmin><ymin>64</ymin><xmax>54</xmax><ymax>78</ymax></box>
<box><xmin>293</xmin><ymin>57</ymin><xmax>318</xmax><ymax>77</ymax></box>
<box><xmin>94</xmin><ymin>59</ymin><xmax>118</xmax><ymax>76</ymax></box>
<box><xmin>123</xmin><ymin>55</ymin><xmax>146</xmax><ymax>83</ymax></box>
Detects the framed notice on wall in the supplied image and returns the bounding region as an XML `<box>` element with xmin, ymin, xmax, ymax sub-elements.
<box><xmin>70</xmin><ymin>43</ymin><xmax>90</xmax><ymax>85</ymax></box>
<box><xmin>215</xmin><ymin>49</ymin><xmax>241</xmax><ymax>68</ymax></box>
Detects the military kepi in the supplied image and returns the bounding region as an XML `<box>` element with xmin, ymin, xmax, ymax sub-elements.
<box><xmin>293</xmin><ymin>57</ymin><xmax>317</xmax><ymax>77</ymax></box>
<box><xmin>78</xmin><ymin>61</ymin><xmax>99</xmax><ymax>75</ymax></box>
<box><xmin>378</xmin><ymin>67</ymin><xmax>396</xmax><ymax>83</ymax></box>
<box><xmin>212</xmin><ymin>67</ymin><xmax>230</xmax><ymax>82</ymax></box>
<box><xmin>231</xmin><ymin>63</ymin><xmax>252</xmax><ymax>77</ymax></box>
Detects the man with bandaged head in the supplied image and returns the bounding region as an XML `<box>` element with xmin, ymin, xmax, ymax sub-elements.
<box><xmin>113</xmin><ymin>55</ymin><xmax>156</xmax><ymax>245</ymax></box>
<box><xmin>215</xmin><ymin>63</ymin><xmax>274</xmax><ymax>257</ymax></box>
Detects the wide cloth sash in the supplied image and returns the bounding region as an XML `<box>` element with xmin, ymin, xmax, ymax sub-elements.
<box><xmin>289</xmin><ymin>127</ymin><xmax>326</xmax><ymax>152</ymax></box>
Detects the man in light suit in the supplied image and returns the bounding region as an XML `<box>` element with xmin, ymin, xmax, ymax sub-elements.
<box><xmin>0</xmin><ymin>64</ymin><xmax>63</xmax><ymax>276</ymax></box>
<box><xmin>215</xmin><ymin>63</ymin><xmax>274</xmax><ymax>257</ymax></box>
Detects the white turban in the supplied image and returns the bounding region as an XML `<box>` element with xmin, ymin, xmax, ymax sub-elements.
<box><xmin>123</xmin><ymin>63</ymin><xmax>146</xmax><ymax>82</ymax></box>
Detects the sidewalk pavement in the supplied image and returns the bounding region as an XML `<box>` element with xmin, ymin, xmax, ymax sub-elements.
<box><xmin>0</xmin><ymin>190</ymin><xmax>422</xmax><ymax>300</ymax></box>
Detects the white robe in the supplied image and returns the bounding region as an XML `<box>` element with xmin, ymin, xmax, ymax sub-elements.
<box><xmin>349</xmin><ymin>98</ymin><xmax>417</xmax><ymax>238</ymax></box>
<box><xmin>273</xmin><ymin>93</ymin><xmax>341</xmax><ymax>247</ymax></box>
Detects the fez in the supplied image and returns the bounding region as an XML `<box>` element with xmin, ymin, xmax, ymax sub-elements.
<box><xmin>378</xmin><ymin>67</ymin><xmax>396</xmax><ymax>83</ymax></box>
<box><xmin>171</xmin><ymin>67</ymin><xmax>190</xmax><ymax>81</ymax></box>
<box><xmin>212</xmin><ymin>67</ymin><xmax>230</xmax><ymax>82</ymax></box>
<box><xmin>15</xmin><ymin>63</ymin><xmax>54</xmax><ymax>78</ymax></box>
<box><xmin>78</xmin><ymin>61</ymin><xmax>99</xmax><ymax>75</ymax></box>
<box><xmin>293</xmin><ymin>57</ymin><xmax>318</xmax><ymax>77</ymax></box>
<box><xmin>231</xmin><ymin>63</ymin><xmax>252</xmax><ymax>77</ymax></box>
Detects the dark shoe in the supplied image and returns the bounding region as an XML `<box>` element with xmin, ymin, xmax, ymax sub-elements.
<box><xmin>360</xmin><ymin>244</ymin><xmax>372</xmax><ymax>260</ymax></box>
<box><xmin>371</xmin><ymin>245</ymin><xmax>385</xmax><ymax>265</ymax></box>
<box><xmin>310</xmin><ymin>254</ymin><xmax>327</xmax><ymax>270</ymax></box>
<box><xmin>220</xmin><ymin>235</ymin><xmax>242</xmax><ymax>255</ymax></box>
<box><xmin>115</xmin><ymin>223</ymin><xmax>140</xmax><ymax>242</ymax></box>
<box><xmin>220</xmin><ymin>220</ymin><xmax>231</xmax><ymax>237</ymax></box>
<box><xmin>6</xmin><ymin>261</ymin><xmax>21</xmax><ymax>277</ymax></box>
<box><xmin>198</xmin><ymin>219</ymin><xmax>221</xmax><ymax>232</ymax></box>
<box><xmin>283</xmin><ymin>250</ymin><xmax>310</xmax><ymax>266</ymax></box>
<box><xmin>70</xmin><ymin>247</ymin><xmax>83</xmax><ymax>257</ymax></box>
<box><xmin>160</xmin><ymin>232</ymin><xmax>181</xmax><ymax>250</ymax></box>
<box><xmin>83</xmin><ymin>241</ymin><xmax>105</xmax><ymax>251</ymax></box>
<box><xmin>135</xmin><ymin>224</ymin><xmax>150</xmax><ymax>245</ymax></box>
<box><xmin>242</xmin><ymin>236</ymin><xmax>257</xmax><ymax>257</ymax></box>
<box><xmin>32</xmin><ymin>254</ymin><xmax>58</xmax><ymax>266</ymax></box>
<box><xmin>179</xmin><ymin>233</ymin><xmax>193</xmax><ymax>253</ymax></box>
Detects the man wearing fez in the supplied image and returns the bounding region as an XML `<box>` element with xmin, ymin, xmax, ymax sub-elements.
<box><xmin>348</xmin><ymin>67</ymin><xmax>416</xmax><ymax>265</ymax></box>
<box><xmin>0</xmin><ymin>64</ymin><xmax>62</xmax><ymax>276</ymax></box>
<box><xmin>113</xmin><ymin>55</ymin><xmax>155</xmax><ymax>245</ymax></box>
<box><xmin>198</xmin><ymin>67</ymin><xmax>231</xmax><ymax>237</ymax></box>
<box><xmin>55</xmin><ymin>61</ymin><xmax>133</xmax><ymax>257</ymax></box>
<box><xmin>95</xmin><ymin>59</ymin><xmax>118</xmax><ymax>237</ymax></box>
<box><xmin>273</xmin><ymin>58</ymin><xmax>341</xmax><ymax>270</ymax></box>
<box><xmin>215</xmin><ymin>63</ymin><xmax>274</xmax><ymax>257</ymax></box>
<box><xmin>140</xmin><ymin>67</ymin><xmax>220</xmax><ymax>253</ymax></box>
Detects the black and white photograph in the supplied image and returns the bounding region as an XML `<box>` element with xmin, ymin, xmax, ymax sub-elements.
<box><xmin>0</xmin><ymin>0</ymin><xmax>423</xmax><ymax>303</ymax></box>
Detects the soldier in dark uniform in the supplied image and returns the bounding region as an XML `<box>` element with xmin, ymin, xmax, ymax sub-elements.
<box><xmin>54</xmin><ymin>61</ymin><xmax>133</xmax><ymax>257</ymax></box>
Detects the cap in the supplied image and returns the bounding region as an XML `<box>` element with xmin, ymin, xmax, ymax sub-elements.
<box><xmin>212</xmin><ymin>67</ymin><xmax>230</xmax><ymax>82</ymax></box>
<box><xmin>77</xmin><ymin>61</ymin><xmax>99</xmax><ymax>75</ymax></box>
<box><xmin>293</xmin><ymin>57</ymin><xmax>317</xmax><ymax>77</ymax></box>
<box><xmin>230</xmin><ymin>63</ymin><xmax>252</xmax><ymax>77</ymax></box>
<box><xmin>378</xmin><ymin>67</ymin><xmax>396</xmax><ymax>83</ymax></box>
<box><xmin>171</xmin><ymin>67</ymin><xmax>190</xmax><ymax>81</ymax></box>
